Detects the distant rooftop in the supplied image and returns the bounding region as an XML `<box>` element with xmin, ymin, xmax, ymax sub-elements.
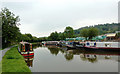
<box><xmin>105</xmin><ymin>33</ymin><xmax>116</xmax><ymax>37</ymax></box>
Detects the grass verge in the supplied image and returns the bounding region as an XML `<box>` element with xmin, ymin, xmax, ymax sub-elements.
<box><xmin>0</xmin><ymin>49</ymin><xmax>3</xmax><ymax>50</ymax></box>
<box><xmin>0</xmin><ymin>61</ymin><xmax>1</xmax><ymax>74</ymax></box>
<box><xmin>2</xmin><ymin>46</ymin><xmax>31</xmax><ymax>72</ymax></box>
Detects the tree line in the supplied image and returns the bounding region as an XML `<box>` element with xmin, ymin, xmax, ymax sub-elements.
<box><xmin>74</xmin><ymin>23</ymin><xmax>119</xmax><ymax>37</ymax></box>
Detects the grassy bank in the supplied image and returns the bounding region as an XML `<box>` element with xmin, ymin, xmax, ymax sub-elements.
<box><xmin>0</xmin><ymin>48</ymin><xmax>3</xmax><ymax>50</ymax></box>
<box><xmin>0</xmin><ymin>61</ymin><xmax>1</xmax><ymax>74</ymax></box>
<box><xmin>2</xmin><ymin>46</ymin><xmax>31</xmax><ymax>72</ymax></box>
<box><xmin>32</xmin><ymin>42</ymin><xmax>40</xmax><ymax>45</ymax></box>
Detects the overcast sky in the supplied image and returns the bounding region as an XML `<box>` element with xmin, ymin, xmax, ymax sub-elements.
<box><xmin>1</xmin><ymin>0</ymin><xmax>119</xmax><ymax>37</ymax></box>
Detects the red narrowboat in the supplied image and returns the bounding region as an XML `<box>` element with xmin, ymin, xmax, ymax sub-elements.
<box><xmin>18</xmin><ymin>42</ymin><xmax>34</xmax><ymax>57</ymax></box>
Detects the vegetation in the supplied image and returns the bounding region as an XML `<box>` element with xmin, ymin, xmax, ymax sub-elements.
<box><xmin>74</xmin><ymin>23</ymin><xmax>119</xmax><ymax>37</ymax></box>
<box><xmin>64</xmin><ymin>26</ymin><xmax>74</xmax><ymax>38</ymax></box>
<box><xmin>1</xmin><ymin>8</ymin><xmax>22</xmax><ymax>48</ymax></box>
<box><xmin>46</xmin><ymin>23</ymin><xmax>119</xmax><ymax>41</ymax></box>
<box><xmin>0</xmin><ymin>49</ymin><xmax>3</xmax><ymax>50</ymax></box>
<box><xmin>1</xmin><ymin>8</ymin><xmax>41</xmax><ymax>48</ymax></box>
<box><xmin>58</xmin><ymin>32</ymin><xmax>66</xmax><ymax>40</ymax></box>
<box><xmin>2</xmin><ymin>46</ymin><xmax>31</xmax><ymax>72</ymax></box>
<box><xmin>116</xmin><ymin>33</ymin><xmax>120</xmax><ymax>38</ymax></box>
<box><xmin>0</xmin><ymin>61</ymin><xmax>1</xmax><ymax>74</ymax></box>
<box><xmin>47</xmin><ymin>26</ymin><xmax>74</xmax><ymax>41</ymax></box>
<box><xmin>80</xmin><ymin>28</ymin><xmax>99</xmax><ymax>40</ymax></box>
<box><xmin>88</xmin><ymin>28</ymin><xmax>99</xmax><ymax>39</ymax></box>
<box><xmin>48</xmin><ymin>31</ymin><xmax>59</xmax><ymax>41</ymax></box>
<box><xmin>80</xmin><ymin>28</ymin><xmax>88</xmax><ymax>40</ymax></box>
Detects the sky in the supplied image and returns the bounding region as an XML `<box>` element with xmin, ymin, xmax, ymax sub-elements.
<box><xmin>1</xmin><ymin>0</ymin><xmax>119</xmax><ymax>37</ymax></box>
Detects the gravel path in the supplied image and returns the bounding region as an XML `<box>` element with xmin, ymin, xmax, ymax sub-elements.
<box><xmin>0</xmin><ymin>45</ymin><xmax>16</xmax><ymax>62</ymax></box>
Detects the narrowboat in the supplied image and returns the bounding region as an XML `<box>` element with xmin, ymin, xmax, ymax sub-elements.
<box><xmin>57</xmin><ymin>41</ymin><xmax>67</xmax><ymax>47</ymax></box>
<box><xmin>18</xmin><ymin>42</ymin><xmax>34</xmax><ymax>57</ymax></box>
<box><xmin>66</xmin><ymin>41</ymin><xmax>85</xmax><ymax>49</ymax></box>
<box><xmin>42</xmin><ymin>41</ymin><xmax>59</xmax><ymax>45</ymax></box>
<box><xmin>66</xmin><ymin>41</ymin><xmax>76</xmax><ymax>49</ymax></box>
<box><xmin>74</xmin><ymin>42</ymin><xmax>85</xmax><ymax>49</ymax></box>
<box><xmin>84</xmin><ymin>42</ymin><xmax>120</xmax><ymax>51</ymax></box>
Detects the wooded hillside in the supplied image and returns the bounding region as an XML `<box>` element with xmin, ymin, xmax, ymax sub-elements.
<box><xmin>74</xmin><ymin>23</ymin><xmax>119</xmax><ymax>37</ymax></box>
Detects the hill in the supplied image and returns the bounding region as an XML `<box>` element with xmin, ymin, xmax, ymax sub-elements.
<box><xmin>74</xmin><ymin>23</ymin><xmax>119</xmax><ymax>37</ymax></box>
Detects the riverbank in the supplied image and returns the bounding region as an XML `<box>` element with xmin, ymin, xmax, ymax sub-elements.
<box><xmin>2</xmin><ymin>46</ymin><xmax>31</xmax><ymax>72</ymax></box>
<box><xmin>0</xmin><ymin>57</ymin><xmax>1</xmax><ymax>74</ymax></box>
<box><xmin>32</xmin><ymin>42</ymin><xmax>41</xmax><ymax>45</ymax></box>
<box><xmin>0</xmin><ymin>49</ymin><xmax>3</xmax><ymax>50</ymax></box>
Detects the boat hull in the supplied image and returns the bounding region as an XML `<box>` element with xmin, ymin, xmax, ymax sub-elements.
<box><xmin>84</xmin><ymin>46</ymin><xmax>120</xmax><ymax>51</ymax></box>
<box><xmin>21</xmin><ymin>51</ymin><xmax>34</xmax><ymax>57</ymax></box>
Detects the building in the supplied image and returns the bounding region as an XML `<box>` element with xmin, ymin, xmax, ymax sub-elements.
<box><xmin>105</xmin><ymin>33</ymin><xmax>116</xmax><ymax>41</ymax></box>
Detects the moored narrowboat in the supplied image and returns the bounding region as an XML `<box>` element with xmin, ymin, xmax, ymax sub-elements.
<box><xmin>84</xmin><ymin>42</ymin><xmax>120</xmax><ymax>51</ymax></box>
<box><xmin>18</xmin><ymin>42</ymin><xmax>34</xmax><ymax>57</ymax></box>
<box><xmin>66</xmin><ymin>41</ymin><xmax>85</xmax><ymax>49</ymax></box>
<box><xmin>42</xmin><ymin>41</ymin><xmax>59</xmax><ymax>45</ymax></box>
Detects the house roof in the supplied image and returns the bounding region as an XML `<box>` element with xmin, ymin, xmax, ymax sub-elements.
<box><xmin>105</xmin><ymin>33</ymin><xmax>116</xmax><ymax>37</ymax></box>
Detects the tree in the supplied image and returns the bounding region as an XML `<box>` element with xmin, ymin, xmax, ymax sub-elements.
<box><xmin>80</xmin><ymin>28</ymin><xmax>88</xmax><ymax>40</ymax></box>
<box><xmin>64</xmin><ymin>26</ymin><xmax>74</xmax><ymax>38</ymax></box>
<box><xmin>58</xmin><ymin>32</ymin><xmax>66</xmax><ymax>40</ymax></box>
<box><xmin>1</xmin><ymin>8</ymin><xmax>21</xmax><ymax>47</ymax></box>
<box><xmin>88</xmin><ymin>28</ymin><xmax>99</xmax><ymax>39</ymax></box>
<box><xmin>32</xmin><ymin>36</ymin><xmax>38</xmax><ymax>42</ymax></box>
<box><xmin>116</xmin><ymin>33</ymin><xmax>120</xmax><ymax>38</ymax></box>
<box><xmin>75</xmin><ymin>23</ymin><xmax>119</xmax><ymax>36</ymax></box>
<box><xmin>25</xmin><ymin>33</ymin><xmax>33</xmax><ymax>42</ymax></box>
<box><xmin>21</xmin><ymin>34</ymin><xmax>31</xmax><ymax>42</ymax></box>
<box><xmin>80</xmin><ymin>28</ymin><xmax>98</xmax><ymax>40</ymax></box>
<box><xmin>48</xmin><ymin>31</ymin><xmax>59</xmax><ymax>41</ymax></box>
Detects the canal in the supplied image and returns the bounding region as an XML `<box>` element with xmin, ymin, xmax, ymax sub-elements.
<box><xmin>25</xmin><ymin>45</ymin><xmax>119</xmax><ymax>72</ymax></box>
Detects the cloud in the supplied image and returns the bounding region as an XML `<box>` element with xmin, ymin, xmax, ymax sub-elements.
<box><xmin>1</xmin><ymin>0</ymin><xmax>119</xmax><ymax>37</ymax></box>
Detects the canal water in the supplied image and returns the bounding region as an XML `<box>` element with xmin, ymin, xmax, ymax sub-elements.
<box><xmin>26</xmin><ymin>45</ymin><xmax>119</xmax><ymax>72</ymax></box>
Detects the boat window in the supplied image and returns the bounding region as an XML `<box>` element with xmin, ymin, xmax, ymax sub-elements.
<box><xmin>20</xmin><ymin>44</ymin><xmax>22</xmax><ymax>51</ymax></box>
<box><xmin>86</xmin><ymin>42</ymin><xmax>90</xmax><ymax>46</ymax></box>
<box><xmin>30</xmin><ymin>45</ymin><xmax>33</xmax><ymax>51</ymax></box>
<box><xmin>87</xmin><ymin>55</ymin><xmax>89</xmax><ymax>57</ymax></box>
<box><xmin>25</xmin><ymin>44</ymin><xmax>30</xmax><ymax>51</ymax></box>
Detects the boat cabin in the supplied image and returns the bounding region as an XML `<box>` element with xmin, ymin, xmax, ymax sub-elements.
<box><xmin>19</xmin><ymin>42</ymin><xmax>33</xmax><ymax>52</ymax></box>
<box><xmin>18</xmin><ymin>42</ymin><xmax>34</xmax><ymax>57</ymax></box>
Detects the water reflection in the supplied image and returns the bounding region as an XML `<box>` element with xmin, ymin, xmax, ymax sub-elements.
<box><xmin>64</xmin><ymin>51</ymin><xmax>74</xmax><ymax>61</ymax></box>
<box><xmin>47</xmin><ymin>45</ymin><xmax>65</xmax><ymax>55</ymax></box>
<box><xmin>80</xmin><ymin>54</ymin><xmax>97</xmax><ymax>63</ymax></box>
<box><xmin>44</xmin><ymin>45</ymin><xmax>119</xmax><ymax>63</ymax></box>
<box><xmin>47</xmin><ymin>46</ymin><xmax>60</xmax><ymax>56</ymax></box>
<box><xmin>66</xmin><ymin>49</ymin><xmax>119</xmax><ymax>63</ymax></box>
<box><xmin>30</xmin><ymin>45</ymin><xmax>119</xmax><ymax>72</ymax></box>
<box><xmin>24</xmin><ymin>56</ymin><xmax>34</xmax><ymax>67</ymax></box>
<box><xmin>32</xmin><ymin>44</ymin><xmax>42</xmax><ymax>49</ymax></box>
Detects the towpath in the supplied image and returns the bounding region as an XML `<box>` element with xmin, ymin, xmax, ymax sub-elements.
<box><xmin>0</xmin><ymin>45</ymin><xmax>16</xmax><ymax>62</ymax></box>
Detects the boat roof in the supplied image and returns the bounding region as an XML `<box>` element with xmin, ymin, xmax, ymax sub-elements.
<box><xmin>20</xmin><ymin>42</ymin><xmax>30</xmax><ymax>44</ymax></box>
